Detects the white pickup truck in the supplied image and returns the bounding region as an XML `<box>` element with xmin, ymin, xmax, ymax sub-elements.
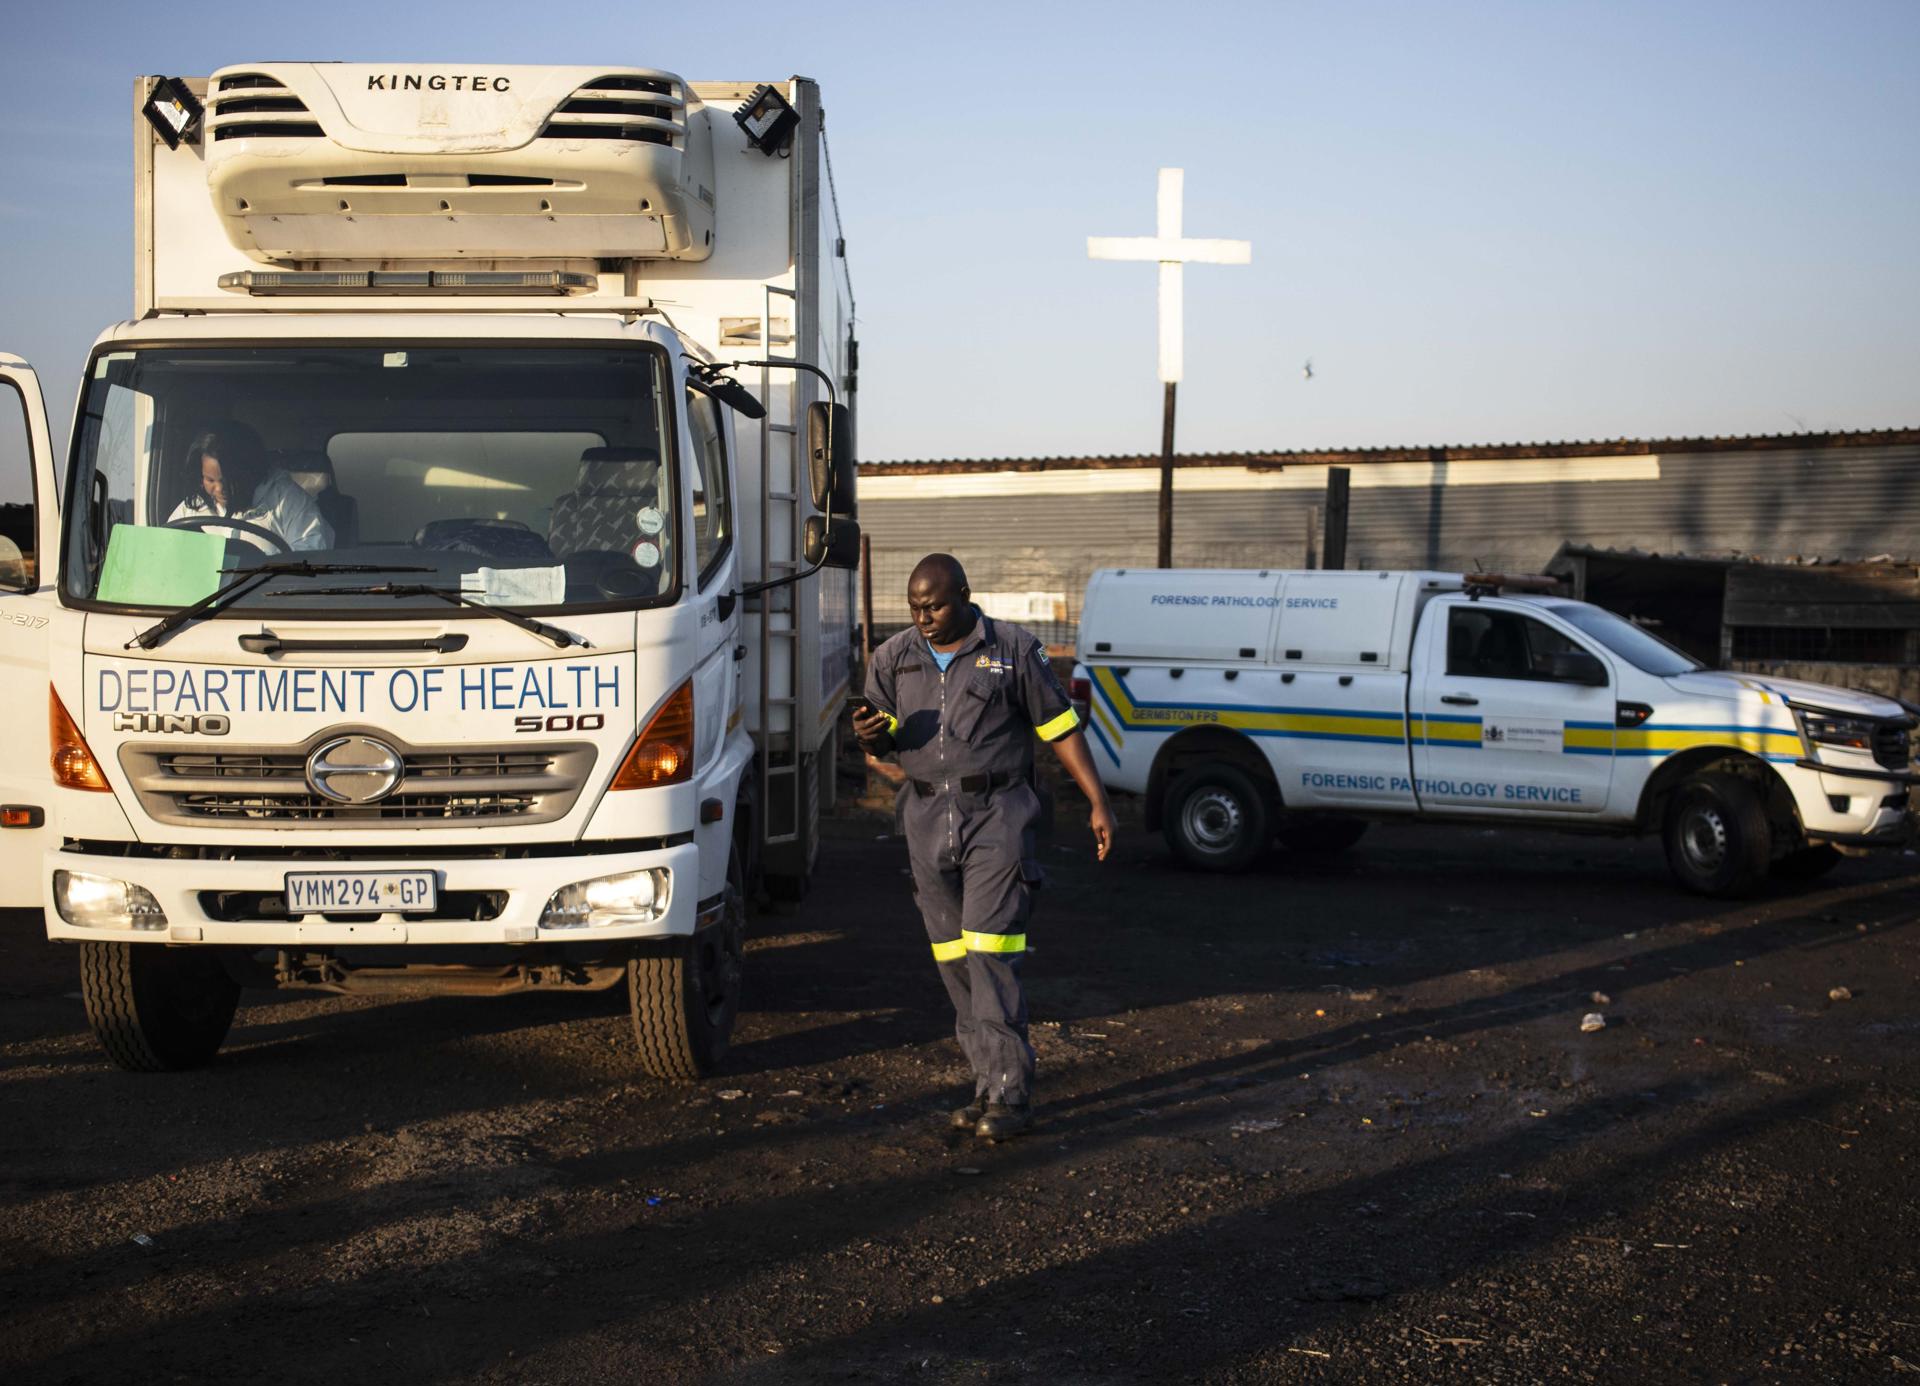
<box><xmin>1072</xmin><ymin>568</ymin><xmax>1916</xmax><ymax>896</ymax></box>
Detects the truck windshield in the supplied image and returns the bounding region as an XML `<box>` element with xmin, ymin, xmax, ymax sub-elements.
<box><xmin>65</xmin><ymin>344</ymin><xmax>676</xmax><ymax>613</ymax></box>
<box><xmin>1549</xmin><ymin>602</ymin><xmax>1704</xmax><ymax>676</ymax></box>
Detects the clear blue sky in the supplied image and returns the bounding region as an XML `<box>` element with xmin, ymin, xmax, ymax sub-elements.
<box><xmin>1</xmin><ymin>1</ymin><xmax>1914</xmax><ymax>461</ymax></box>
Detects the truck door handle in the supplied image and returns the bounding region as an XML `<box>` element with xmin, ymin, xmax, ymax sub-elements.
<box><xmin>1440</xmin><ymin>694</ymin><xmax>1479</xmax><ymax>706</ymax></box>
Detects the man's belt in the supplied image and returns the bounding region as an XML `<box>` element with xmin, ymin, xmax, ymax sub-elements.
<box><xmin>911</xmin><ymin>771</ymin><xmax>1012</xmax><ymax>797</ymax></box>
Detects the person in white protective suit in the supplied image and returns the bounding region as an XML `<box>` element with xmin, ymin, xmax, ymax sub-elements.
<box><xmin>165</xmin><ymin>422</ymin><xmax>334</xmax><ymax>553</ymax></box>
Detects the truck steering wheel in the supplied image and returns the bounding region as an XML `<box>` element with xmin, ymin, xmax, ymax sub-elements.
<box><xmin>166</xmin><ymin>514</ymin><xmax>293</xmax><ymax>555</ymax></box>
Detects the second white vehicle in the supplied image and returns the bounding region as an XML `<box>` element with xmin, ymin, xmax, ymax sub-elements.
<box><xmin>1073</xmin><ymin>568</ymin><xmax>1916</xmax><ymax>895</ymax></box>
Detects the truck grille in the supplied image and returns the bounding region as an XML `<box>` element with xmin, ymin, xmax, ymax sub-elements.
<box><xmin>120</xmin><ymin>741</ymin><xmax>595</xmax><ymax>829</ymax></box>
<box><xmin>1873</xmin><ymin>720</ymin><xmax>1912</xmax><ymax>772</ymax></box>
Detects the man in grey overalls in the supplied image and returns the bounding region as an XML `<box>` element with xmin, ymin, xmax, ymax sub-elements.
<box><xmin>854</xmin><ymin>554</ymin><xmax>1115</xmax><ymax>1141</ymax></box>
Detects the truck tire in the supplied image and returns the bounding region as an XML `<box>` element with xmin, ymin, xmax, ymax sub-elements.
<box><xmin>1164</xmin><ymin>763</ymin><xmax>1270</xmax><ymax>872</ymax></box>
<box><xmin>1663</xmin><ymin>773</ymin><xmax>1772</xmax><ymax>898</ymax></box>
<box><xmin>78</xmin><ymin>942</ymin><xmax>240</xmax><ymax>1072</ymax></box>
<box><xmin>1771</xmin><ymin>843</ymin><xmax>1843</xmax><ymax>881</ymax></box>
<box><xmin>1277</xmin><ymin>816</ymin><xmax>1370</xmax><ymax>856</ymax></box>
<box><xmin>629</xmin><ymin>849</ymin><xmax>746</xmax><ymax>1080</ymax></box>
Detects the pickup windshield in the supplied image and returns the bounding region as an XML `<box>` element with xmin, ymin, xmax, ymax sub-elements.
<box><xmin>65</xmin><ymin>344</ymin><xmax>675</xmax><ymax>613</ymax></box>
<box><xmin>1549</xmin><ymin>601</ymin><xmax>1704</xmax><ymax>676</ymax></box>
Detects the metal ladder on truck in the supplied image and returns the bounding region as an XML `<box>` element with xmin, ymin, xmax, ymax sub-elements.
<box><xmin>754</xmin><ymin>283</ymin><xmax>811</xmax><ymax>890</ymax></box>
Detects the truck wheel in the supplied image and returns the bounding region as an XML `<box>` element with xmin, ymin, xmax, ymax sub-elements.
<box><xmin>1663</xmin><ymin>773</ymin><xmax>1772</xmax><ymax>898</ymax></box>
<box><xmin>1772</xmin><ymin>843</ymin><xmax>1843</xmax><ymax>881</ymax></box>
<box><xmin>78</xmin><ymin>942</ymin><xmax>240</xmax><ymax>1072</ymax></box>
<box><xmin>629</xmin><ymin>849</ymin><xmax>746</xmax><ymax>1080</ymax></box>
<box><xmin>1163</xmin><ymin>764</ymin><xmax>1270</xmax><ymax>872</ymax></box>
<box><xmin>1277</xmin><ymin>816</ymin><xmax>1370</xmax><ymax>856</ymax></box>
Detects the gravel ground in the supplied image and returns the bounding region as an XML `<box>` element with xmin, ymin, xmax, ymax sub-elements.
<box><xmin>2</xmin><ymin>791</ymin><xmax>1917</xmax><ymax>1383</ymax></box>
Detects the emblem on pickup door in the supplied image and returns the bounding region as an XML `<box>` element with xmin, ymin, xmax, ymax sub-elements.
<box><xmin>305</xmin><ymin>735</ymin><xmax>405</xmax><ymax>805</ymax></box>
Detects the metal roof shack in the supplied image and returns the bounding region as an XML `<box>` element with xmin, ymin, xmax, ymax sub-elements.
<box><xmin>857</xmin><ymin>427</ymin><xmax>1920</xmax><ymax>651</ymax></box>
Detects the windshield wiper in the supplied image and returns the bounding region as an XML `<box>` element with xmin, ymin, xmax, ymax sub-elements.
<box><xmin>291</xmin><ymin>583</ymin><xmax>590</xmax><ymax>650</ymax></box>
<box><xmin>125</xmin><ymin>562</ymin><xmax>434</xmax><ymax>651</ymax></box>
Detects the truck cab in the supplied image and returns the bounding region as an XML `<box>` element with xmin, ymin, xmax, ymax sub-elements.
<box><xmin>1074</xmin><ymin>568</ymin><xmax>1915</xmax><ymax>895</ymax></box>
<box><xmin>0</xmin><ymin>64</ymin><xmax>859</xmax><ymax>1076</ymax></box>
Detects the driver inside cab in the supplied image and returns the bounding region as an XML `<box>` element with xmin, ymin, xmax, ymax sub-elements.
<box><xmin>166</xmin><ymin>423</ymin><xmax>334</xmax><ymax>553</ymax></box>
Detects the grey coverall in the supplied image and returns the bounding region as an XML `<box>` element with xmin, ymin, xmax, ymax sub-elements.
<box><xmin>865</xmin><ymin>611</ymin><xmax>1082</xmax><ymax>1106</ymax></box>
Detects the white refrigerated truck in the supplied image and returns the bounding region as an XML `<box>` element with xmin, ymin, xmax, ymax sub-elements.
<box><xmin>0</xmin><ymin>63</ymin><xmax>861</xmax><ymax>1075</ymax></box>
<box><xmin>1073</xmin><ymin>568</ymin><xmax>1917</xmax><ymax>896</ymax></box>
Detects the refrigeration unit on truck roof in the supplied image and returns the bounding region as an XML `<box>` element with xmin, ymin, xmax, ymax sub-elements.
<box><xmin>196</xmin><ymin>62</ymin><xmax>716</xmax><ymax>262</ymax></box>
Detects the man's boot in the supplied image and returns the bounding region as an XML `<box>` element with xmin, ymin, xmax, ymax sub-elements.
<box><xmin>974</xmin><ymin>1102</ymin><xmax>1033</xmax><ymax>1142</ymax></box>
<box><xmin>949</xmin><ymin>1090</ymin><xmax>989</xmax><ymax>1130</ymax></box>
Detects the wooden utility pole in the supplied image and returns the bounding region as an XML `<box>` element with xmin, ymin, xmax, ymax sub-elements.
<box><xmin>1088</xmin><ymin>168</ymin><xmax>1251</xmax><ymax>569</ymax></box>
<box><xmin>1323</xmin><ymin>467</ymin><xmax>1351</xmax><ymax>570</ymax></box>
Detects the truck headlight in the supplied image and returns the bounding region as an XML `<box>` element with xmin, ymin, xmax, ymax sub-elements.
<box><xmin>53</xmin><ymin>871</ymin><xmax>167</xmax><ymax>930</ymax></box>
<box><xmin>1800</xmin><ymin>711</ymin><xmax>1877</xmax><ymax>752</ymax></box>
<box><xmin>539</xmin><ymin>868</ymin><xmax>670</xmax><ymax>928</ymax></box>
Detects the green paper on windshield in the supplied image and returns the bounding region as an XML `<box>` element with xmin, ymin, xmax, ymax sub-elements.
<box><xmin>96</xmin><ymin>525</ymin><xmax>226</xmax><ymax>606</ymax></box>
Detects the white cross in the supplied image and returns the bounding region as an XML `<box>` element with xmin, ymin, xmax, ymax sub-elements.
<box><xmin>1088</xmin><ymin>168</ymin><xmax>1251</xmax><ymax>384</ymax></box>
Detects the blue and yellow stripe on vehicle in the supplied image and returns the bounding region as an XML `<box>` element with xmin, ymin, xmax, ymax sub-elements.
<box><xmin>1087</xmin><ymin>697</ymin><xmax>1125</xmax><ymax>767</ymax></box>
<box><xmin>1091</xmin><ymin>667</ymin><xmax>1409</xmax><ymax>745</ymax></box>
<box><xmin>1086</xmin><ymin>666</ymin><xmax>1804</xmax><ymax>765</ymax></box>
<box><xmin>1614</xmin><ymin>723</ymin><xmax>1800</xmax><ymax>761</ymax></box>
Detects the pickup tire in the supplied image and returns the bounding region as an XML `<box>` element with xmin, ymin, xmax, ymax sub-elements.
<box><xmin>1164</xmin><ymin>764</ymin><xmax>1270</xmax><ymax>872</ymax></box>
<box><xmin>629</xmin><ymin>848</ymin><xmax>746</xmax><ymax>1080</ymax></box>
<box><xmin>1277</xmin><ymin>816</ymin><xmax>1370</xmax><ymax>856</ymax></box>
<box><xmin>1663</xmin><ymin>773</ymin><xmax>1771</xmax><ymax>898</ymax></box>
<box><xmin>78</xmin><ymin>942</ymin><xmax>240</xmax><ymax>1072</ymax></box>
<box><xmin>1771</xmin><ymin>843</ymin><xmax>1843</xmax><ymax>881</ymax></box>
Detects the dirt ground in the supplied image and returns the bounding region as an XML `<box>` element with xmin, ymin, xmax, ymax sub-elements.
<box><xmin>2</xmin><ymin>780</ymin><xmax>1917</xmax><ymax>1383</ymax></box>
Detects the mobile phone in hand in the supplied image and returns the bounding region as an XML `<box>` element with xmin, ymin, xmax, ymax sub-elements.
<box><xmin>848</xmin><ymin>696</ymin><xmax>877</xmax><ymax>720</ymax></box>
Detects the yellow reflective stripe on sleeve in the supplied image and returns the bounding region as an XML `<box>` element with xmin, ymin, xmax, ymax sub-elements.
<box><xmin>962</xmin><ymin>930</ymin><xmax>1027</xmax><ymax>954</ymax></box>
<box><xmin>1036</xmin><ymin>707</ymin><xmax>1081</xmax><ymax>742</ymax></box>
<box><xmin>884</xmin><ymin>712</ymin><xmax>900</xmax><ymax>736</ymax></box>
<box><xmin>930</xmin><ymin>938</ymin><xmax>967</xmax><ymax>963</ymax></box>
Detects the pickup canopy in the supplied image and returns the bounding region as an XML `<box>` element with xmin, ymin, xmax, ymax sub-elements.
<box><xmin>1080</xmin><ymin>568</ymin><xmax>1457</xmax><ymax>670</ymax></box>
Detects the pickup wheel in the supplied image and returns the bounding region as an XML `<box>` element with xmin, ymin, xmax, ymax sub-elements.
<box><xmin>1771</xmin><ymin>843</ymin><xmax>1843</xmax><ymax>881</ymax></box>
<box><xmin>628</xmin><ymin>848</ymin><xmax>746</xmax><ymax>1080</ymax></box>
<box><xmin>1164</xmin><ymin>764</ymin><xmax>1270</xmax><ymax>872</ymax></box>
<box><xmin>1277</xmin><ymin>816</ymin><xmax>1370</xmax><ymax>856</ymax></box>
<box><xmin>1663</xmin><ymin>773</ymin><xmax>1772</xmax><ymax>898</ymax></box>
<box><xmin>78</xmin><ymin>942</ymin><xmax>240</xmax><ymax>1072</ymax></box>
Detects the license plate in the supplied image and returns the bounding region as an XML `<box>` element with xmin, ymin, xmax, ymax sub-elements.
<box><xmin>284</xmin><ymin>871</ymin><xmax>439</xmax><ymax>915</ymax></box>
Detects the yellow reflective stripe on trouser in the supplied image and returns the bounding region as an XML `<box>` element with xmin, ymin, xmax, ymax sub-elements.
<box><xmin>930</xmin><ymin>937</ymin><xmax>967</xmax><ymax>963</ymax></box>
<box><xmin>1035</xmin><ymin>707</ymin><xmax>1081</xmax><ymax>742</ymax></box>
<box><xmin>962</xmin><ymin>930</ymin><xmax>1026</xmax><ymax>954</ymax></box>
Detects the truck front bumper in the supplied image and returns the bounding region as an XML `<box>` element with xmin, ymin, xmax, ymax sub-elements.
<box><xmin>1785</xmin><ymin>759</ymin><xmax>1917</xmax><ymax>845</ymax></box>
<box><xmin>42</xmin><ymin>840</ymin><xmax>698</xmax><ymax>947</ymax></box>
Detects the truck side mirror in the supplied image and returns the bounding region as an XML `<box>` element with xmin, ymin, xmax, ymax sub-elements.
<box><xmin>805</xmin><ymin>400</ymin><xmax>856</xmax><ymax>517</ymax></box>
<box><xmin>1548</xmin><ymin>650</ymin><xmax>1608</xmax><ymax>686</ymax></box>
<box><xmin>803</xmin><ymin>515</ymin><xmax>861</xmax><ymax>570</ymax></box>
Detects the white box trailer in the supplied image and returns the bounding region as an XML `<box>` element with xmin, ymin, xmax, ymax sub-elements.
<box><xmin>1075</xmin><ymin>567</ymin><xmax>1918</xmax><ymax>896</ymax></box>
<box><xmin>0</xmin><ymin>64</ymin><xmax>860</xmax><ymax>1076</ymax></box>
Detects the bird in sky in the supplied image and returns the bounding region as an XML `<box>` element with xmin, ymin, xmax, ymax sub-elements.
<box><xmin>1302</xmin><ymin>358</ymin><xmax>1314</xmax><ymax>381</ymax></box>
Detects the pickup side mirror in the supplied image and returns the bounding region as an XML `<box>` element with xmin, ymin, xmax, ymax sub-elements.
<box><xmin>804</xmin><ymin>515</ymin><xmax>861</xmax><ymax>570</ymax></box>
<box><xmin>805</xmin><ymin>400</ymin><xmax>856</xmax><ymax>517</ymax></box>
<box><xmin>1548</xmin><ymin>650</ymin><xmax>1608</xmax><ymax>686</ymax></box>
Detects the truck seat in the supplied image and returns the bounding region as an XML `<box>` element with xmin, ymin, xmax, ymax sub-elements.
<box><xmin>546</xmin><ymin>446</ymin><xmax>661</xmax><ymax>558</ymax></box>
<box><xmin>278</xmin><ymin>450</ymin><xmax>359</xmax><ymax>547</ymax></box>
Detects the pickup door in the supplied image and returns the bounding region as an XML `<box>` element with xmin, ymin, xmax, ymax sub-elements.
<box><xmin>1409</xmin><ymin>596</ymin><xmax>1616</xmax><ymax>816</ymax></box>
<box><xmin>0</xmin><ymin>358</ymin><xmax>60</xmax><ymax>905</ymax></box>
